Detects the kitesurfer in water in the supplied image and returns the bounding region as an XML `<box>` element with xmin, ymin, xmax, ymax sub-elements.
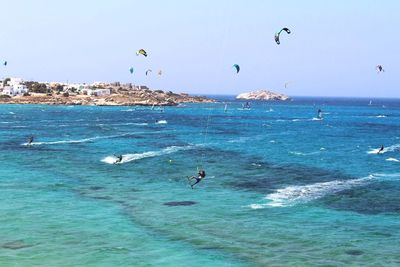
<box><xmin>243</xmin><ymin>102</ymin><xmax>251</xmax><ymax>109</ymax></box>
<box><xmin>114</xmin><ymin>154</ymin><xmax>123</xmax><ymax>164</ymax></box>
<box><xmin>317</xmin><ymin>109</ymin><xmax>323</xmax><ymax>119</ymax></box>
<box><xmin>377</xmin><ymin>145</ymin><xmax>384</xmax><ymax>154</ymax></box>
<box><xmin>188</xmin><ymin>170</ymin><xmax>206</xmax><ymax>189</ymax></box>
<box><xmin>27</xmin><ymin>136</ymin><xmax>34</xmax><ymax>145</ymax></box>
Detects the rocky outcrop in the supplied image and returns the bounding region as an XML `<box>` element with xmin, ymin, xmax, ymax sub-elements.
<box><xmin>236</xmin><ymin>90</ymin><xmax>289</xmax><ymax>101</ymax></box>
<box><xmin>0</xmin><ymin>89</ymin><xmax>216</xmax><ymax>106</ymax></box>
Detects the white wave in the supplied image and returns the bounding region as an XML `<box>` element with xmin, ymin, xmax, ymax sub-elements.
<box><xmin>9</xmin><ymin>112</ymin><xmax>15</xmax><ymax>115</ymax></box>
<box><xmin>250</xmin><ymin>175</ymin><xmax>375</xmax><ymax>209</ymax></box>
<box><xmin>311</xmin><ymin>117</ymin><xmax>323</xmax><ymax>121</ymax></box>
<box><xmin>21</xmin><ymin>133</ymin><xmax>129</xmax><ymax>146</ymax></box>
<box><xmin>368</xmin><ymin>148</ymin><xmax>381</xmax><ymax>154</ymax></box>
<box><xmin>386</xmin><ymin>158</ymin><xmax>400</xmax><ymax>162</ymax></box>
<box><xmin>376</xmin><ymin>115</ymin><xmax>387</xmax><ymax>118</ymax></box>
<box><xmin>156</xmin><ymin>120</ymin><xmax>167</xmax><ymax>124</ymax></box>
<box><xmin>102</xmin><ymin>145</ymin><xmax>194</xmax><ymax>164</ymax></box>
<box><xmin>373</xmin><ymin>172</ymin><xmax>400</xmax><ymax>178</ymax></box>
<box><xmin>228</xmin><ymin>136</ymin><xmax>251</xmax><ymax>143</ymax></box>
<box><xmin>111</xmin><ymin>122</ymin><xmax>149</xmax><ymax>126</ymax></box>
<box><xmin>289</xmin><ymin>151</ymin><xmax>320</xmax><ymax>156</ymax></box>
<box><xmin>291</xmin><ymin>118</ymin><xmax>322</xmax><ymax>122</ymax></box>
<box><xmin>367</xmin><ymin>144</ymin><xmax>400</xmax><ymax>154</ymax></box>
<box><xmin>249</xmin><ymin>204</ymin><xmax>265</xmax><ymax>210</ymax></box>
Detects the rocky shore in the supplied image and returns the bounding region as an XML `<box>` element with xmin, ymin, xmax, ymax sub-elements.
<box><xmin>236</xmin><ymin>90</ymin><xmax>289</xmax><ymax>101</ymax></box>
<box><xmin>0</xmin><ymin>89</ymin><xmax>215</xmax><ymax>106</ymax></box>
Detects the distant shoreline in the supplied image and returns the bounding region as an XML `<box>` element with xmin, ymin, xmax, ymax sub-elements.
<box><xmin>0</xmin><ymin>92</ymin><xmax>216</xmax><ymax>106</ymax></box>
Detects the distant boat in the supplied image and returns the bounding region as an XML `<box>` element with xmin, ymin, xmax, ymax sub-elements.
<box><xmin>224</xmin><ymin>104</ymin><xmax>228</xmax><ymax>112</ymax></box>
<box><xmin>368</xmin><ymin>100</ymin><xmax>372</xmax><ymax>106</ymax></box>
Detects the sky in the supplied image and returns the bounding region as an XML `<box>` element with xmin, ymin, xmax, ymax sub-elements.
<box><xmin>0</xmin><ymin>0</ymin><xmax>399</xmax><ymax>97</ymax></box>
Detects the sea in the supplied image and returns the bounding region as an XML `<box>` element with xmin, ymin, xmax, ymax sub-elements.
<box><xmin>1</xmin><ymin>96</ymin><xmax>400</xmax><ymax>266</ymax></box>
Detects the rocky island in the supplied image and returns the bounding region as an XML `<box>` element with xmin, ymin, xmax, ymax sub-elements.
<box><xmin>236</xmin><ymin>90</ymin><xmax>289</xmax><ymax>101</ymax></box>
<box><xmin>0</xmin><ymin>78</ymin><xmax>215</xmax><ymax>106</ymax></box>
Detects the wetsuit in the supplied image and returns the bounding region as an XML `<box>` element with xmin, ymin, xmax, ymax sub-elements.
<box><xmin>190</xmin><ymin>170</ymin><xmax>206</xmax><ymax>188</ymax></box>
<box><xmin>115</xmin><ymin>155</ymin><xmax>123</xmax><ymax>164</ymax></box>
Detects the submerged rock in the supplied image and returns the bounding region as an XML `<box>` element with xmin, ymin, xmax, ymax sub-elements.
<box><xmin>89</xmin><ymin>186</ymin><xmax>104</xmax><ymax>191</ymax></box>
<box><xmin>2</xmin><ymin>240</ymin><xmax>32</xmax><ymax>250</ymax></box>
<box><xmin>163</xmin><ymin>201</ymin><xmax>197</xmax><ymax>206</ymax></box>
<box><xmin>345</xmin><ymin>249</ymin><xmax>364</xmax><ymax>256</ymax></box>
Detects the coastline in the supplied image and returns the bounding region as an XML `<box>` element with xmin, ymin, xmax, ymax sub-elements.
<box><xmin>0</xmin><ymin>92</ymin><xmax>216</xmax><ymax>106</ymax></box>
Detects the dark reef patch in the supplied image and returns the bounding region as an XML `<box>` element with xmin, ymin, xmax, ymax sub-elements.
<box><xmin>163</xmin><ymin>201</ymin><xmax>197</xmax><ymax>206</ymax></box>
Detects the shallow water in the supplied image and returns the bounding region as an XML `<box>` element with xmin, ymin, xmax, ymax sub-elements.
<box><xmin>1</xmin><ymin>97</ymin><xmax>400</xmax><ymax>266</ymax></box>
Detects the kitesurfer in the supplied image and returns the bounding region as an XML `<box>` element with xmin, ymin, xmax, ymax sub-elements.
<box><xmin>114</xmin><ymin>154</ymin><xmax>123</xmax><ymax>164</ymax></box>
<box><xmin>188</xmin><ymin>170</ymin><xmax>206</xmax><ymax>189</ymax></box>
<box><xmin>27</xmin><ymin>136</ymin><xmax>34</xmax><ymax>145</ymax></box>
<box><xmin>317</xmin><ymin>109</ymin><xmax>323</xmax><ymax>119</ymax></box>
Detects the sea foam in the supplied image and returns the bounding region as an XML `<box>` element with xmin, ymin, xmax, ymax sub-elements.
<box><xmin>21</xmin><ymin>133</ymin><xmax>130</xmax><ymax>146</ymax></box>
<box><xmin>101</xmin><ymin>145</ymin><xmax>194</xmax><ymax>164</ymax></box>
<box><xmin>250</xmin><ymin>175</ymin><xmax>375</xmax><ymax>209</ymax></box>
<box><xmin>367</xmin><ymin>144</ymin><xmax>400</xmax><ymax>154</ymax></box>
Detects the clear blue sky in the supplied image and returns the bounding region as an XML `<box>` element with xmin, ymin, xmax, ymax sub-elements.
<box><xmin>1</xmin><ymin>0</ymin><xmax>399</xmax><ymax>97</ymax></box>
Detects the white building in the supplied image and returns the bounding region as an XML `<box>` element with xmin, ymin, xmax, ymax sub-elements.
<box><xmin>94</xmin><ymin>89</ymin><xmax>111</xmax><ymax>96</ymax></box>
<box><xmin>1</xmin><ymin>78</ymin><xmax>28</xmax><ymax>96</ymax></box>
<box><xmin>92</xmin><ymin>81</ymin><xmax>108</xmax><ymax>87</ymax></box>
<box><xmin>66</xmin><ymin>83</ymin><xmax>91</xmax><ymax>91</ymax></box>
<box><xmin>81</xmin><ymin>88</ymin><xmax>93</xmax><ymax>95</ymax></box>
<box><xmin>2</xmin><ymin>85</ymin><xmax>28</xmax><ymax>96</ymax></box>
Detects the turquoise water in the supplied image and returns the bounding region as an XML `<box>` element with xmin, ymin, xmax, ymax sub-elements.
<box><xmin>1</xmin><ymin>97</ymin><xmax>400</xmax><ymax>266</ymax></box>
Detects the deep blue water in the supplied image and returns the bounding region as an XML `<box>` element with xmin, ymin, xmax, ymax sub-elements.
<box><xmin>1</xmin><ymin>97</ymin><xmax>400</xmax><ymax>266</ymax></box>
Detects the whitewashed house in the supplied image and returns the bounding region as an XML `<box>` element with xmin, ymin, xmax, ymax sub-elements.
<box><xmin>1</xmin><ymin>78</ymin><xmax>28</xmax><ymax>96</ymax></box>
<box><xmin>94</xmin><ymin>89</ymin><xmax>111</xmax><ymax>96</ymax></box>
<box><xmin>81</xmin><ymin>88</ymin><xmax>93</xmax><ymax>95</ymax></box>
